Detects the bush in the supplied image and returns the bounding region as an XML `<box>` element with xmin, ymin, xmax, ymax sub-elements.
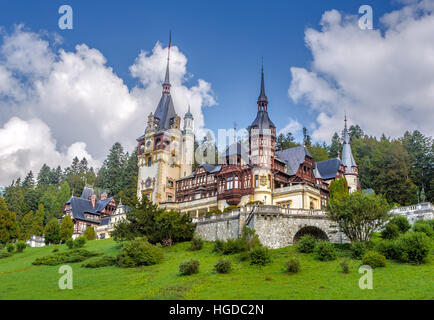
<box><xmin>297</xmin><ymin>235</ymin><xmax>317</xmax><ymax>253</ymax></box>
<box><xmin>222</xmin><ymin>238</ymin><xmax>247</xmax><ymax>255</ymax></box>
<box><xmin>362</xmin><ymin>251</ymin><xmax>386</xmax><ymax>268</ymax></box>
<box><xmin>214</xmin><ymin>259</ymin><xmax>232</xmax><ymax>274</ymax></box>
<box><xmin>81</xmin><ymin>256</ymin><xmax>118</xmax><ymax>268</ymax></box>
<box><xmin>16</xmin><ymin>241</ymin><xmax>27</xmax><ymax>253</ymax></box>
<box><xmin>238</xmin><ymin>251</ymin><xmax>250</xmax><ymax>262</ymax></box>
<box><xmin>249</xmin><ymin>247</ymin><xmax>272</xmax><ymax>266</ymax></box>
<box><xmin>350</xmin><ymin>241</ymin><xmax>367</xmax><ymax>259</ymax></box>
<box><xmin>381</xmin><ymin>223</ymin><xmax>400</xmax><ymax>240</ymax></box>
<box><xmin>189</xmin><ymin>237</ymin><xmax>203</xmax><ymax>251</ymax></box>
<box><xmin>117</xmin><ymin>237</ymin><xmax>164</xmax><ymax>267</ymax></box>
<box><xmin>52</xmin><ymin>248</ymin><xmax>59</xmax><ymax>253</ymax></box>
<box><xmin>84</xmin><ymin>226</ymin><xmax>96</xmax><ymax>240</ymax></box>
<box><xmin>394</xmin><ymin>232</ymin><xmax>431</xmax><ymax>264</ymax></box>
<box><xmin>315</xmin><ymin>241</ymin><xmax>337</xmax><ymax>261</ymax></box>
<box><xmin>340</xmin><ymin>259</ymin><xmax>350</xmax><ymax>273</ymax></box>
<box><xmin>74</xmin><ymin>236</ymin><xmax>87</xmax><ymax>248</ymax></box>
<box><xmin>179</xmin><ymin>260</ymin><xmax>199</xmax><ymax>275</ymax></box>
<box><xmin>284</xmin><ymin>257</ymin><xmax>301</xmax><ymax>273</ymax></box>
<box><xmin>213</xmin><ymin>240</ymin><xmax>225</xmax><ymax>254</ymax></box>
<box><xmin>6</xmin><ymin>243</ymin><xmax>15</xmax><ymax>253</ymax></box>
<box><xmin>413</xmin><ymin>220</ymin><xmax>433</xmax><ymax>238</ymax></box>
<box><xmin>389</xmin><ymin>216</ymin><xmax>411</xmax><ymax>233</ymax></box>
<box><xmin>375</xmin><ymin>240</ymin><xmax>398</xmax><ymax>260</ymax></box>
<box><xmin>241</xmin><ymin>227</ymin><xmax>261</xmax><ymax>251</ymax></box>
<box><xmin>66</xmin><ymin>238</ymin><xmax>74</xmax><ymax>249</ymax></box>
<box><xmin>32</xmin><ymin>249</ymin><xmax>99</xmax><ymax>265</ymax></box>
<box><xmin>0</xmin><ymin>251</ymin><xmax>12</xmax><ymax>259</ymax></box>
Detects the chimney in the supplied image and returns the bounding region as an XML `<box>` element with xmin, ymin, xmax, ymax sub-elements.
<box><xmin>100</xmin><ymin>193</ymin><xmax>108</xmax><ymax>201</ymax></box>
<box><xmin>91</xmin><ymin>195</ymin><xmax>96</xmax><ymax>208</ymax></box>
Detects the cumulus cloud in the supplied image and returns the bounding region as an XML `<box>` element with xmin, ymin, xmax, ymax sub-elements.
<box><xmin>0</xmin><ymin>26</ymin><xmax>216</xmax><ymax>185</ymax></box>
<box><xmin>288</xmin><ymin>1</ymin><xmax>434</xmax><ymax>142</ymax></box>
<box><xmin>277</xmin><ymin>118</ymin><xmax>303</xmax><ymax>137</ymax></box>
<box><xmin>0</xmin><ymin>117</ymin><xmax>98</xmax><ymax>185</ymax></box>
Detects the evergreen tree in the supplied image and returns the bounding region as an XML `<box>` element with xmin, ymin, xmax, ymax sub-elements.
<box><xmin>60</xmin><ymin>215</ymin><xmax>74</xmax><ymax>242</ymax></box>
<box><xmin>32</xmin><ymin>204</ymin><xmax>45</xmax><ymax>237</ymax></box>
<box><xmin>22</xmin><ymin>171</ymin><xmax>35</xmax><ymax>190</ymax></box>
<box><xmin>37</xmin><ymin>164</ymin><xmax>52</xmax><ymax>187</ymax></box>
<box><xmin>328</xmin><ymin>132</ymin><xmax>341</xmax><ymax>158</ymax></box>
<box><xmin>349</xmin><ymin>125</ymin><xmax>365</xmax><ymax>140</ymax></box>
<box><xmin>302</xmin><ymin>127</ymin><xmax>312</xmax><ymax>147</ymax></box>
<box><xmin>20</xmin><ymin>210</ymin><xmax>34</xmax><ymax>241</ymax></box>
<box><xmin>84</xmin><ymin>226</ymin><xmax>96</xmax><ymax>240</ymax></box>
<box><xmin>307</xmin><ymin>143</ymin><xmax>329</xmax><ymax>162</ymax></box>
<box><xmin>0</xmin><ymin>197</ymin><xmax>20</xmax><ymax>244</ymax></box>
<box><xmin>276</xmin><ymin>132</ymin><xmax>299</xmax><ymax>151</ymax></box>
<box><xmin>329</xmin><ymin>178</ymin><xmax>349</xmax><ymax>200</ymax></box>
<box><xmin>44</xmin><ymin>218</ymin><xmax>61</xmax><ymax>245</ymax></box>
<box><xmin>101</xmin><ymin>142</ymin><xmax>126</xmax><ymax>195</ymax></box>
<box><xmin>3</xmin><ymin>180</ymin><xmax>25</xmax><ymax>220</ymax></box>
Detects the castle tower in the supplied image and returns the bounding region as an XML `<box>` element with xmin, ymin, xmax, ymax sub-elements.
<box><xmin>181</xmin><ymin>105</ymin><xmax>195</xmax><ymax>177</ymax></box>
<box><xmin>136</xmin><ymin>34</ymin><xmax>182</xmax><ymax>204</ymax></box>
<box><xmin>248</xmin><ymin>64</ymin><xmax>276</xmax><ymax>204</ymax></box>
<box><xmin>341</xmin><ymin>115</ymin><xmax>359</xmax><ymax>192</ymax></box>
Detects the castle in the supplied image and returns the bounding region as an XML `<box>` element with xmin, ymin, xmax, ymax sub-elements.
<box><xmin>136</xmin><ymin>41</ymin><xmax>360</xmax><ymax>219</ymax></box>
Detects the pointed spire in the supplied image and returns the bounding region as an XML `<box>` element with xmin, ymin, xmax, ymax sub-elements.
<box><xmin>162</xmin><ymin>31</ymin><xmax>171</xmax><ymax>94</ymax></box>
<box><xmin>257</xmin><ymin>59</ymin><xmax>268</xmax><ymax>111</ymax></box>
<box><xmin>341</xmin><ymin>114</ymin><xmax>357</xmax><ymax>173</ymax></box>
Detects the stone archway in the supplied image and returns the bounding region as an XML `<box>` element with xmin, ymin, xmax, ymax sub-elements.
<box><xmin>293</xmin><ymin>226</ymin><xmax>329</xmax><ymax>243</ymax></box>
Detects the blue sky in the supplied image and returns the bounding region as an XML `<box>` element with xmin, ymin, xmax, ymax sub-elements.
<box><xmin>1</xmin><ymin>0</ymin><xmax>433</xmax><ymax>185</ymax></box>
<box><xmin>0</xmin><ymin>0</ymin><xmax>396</xmax><ymax>140</ymax></box>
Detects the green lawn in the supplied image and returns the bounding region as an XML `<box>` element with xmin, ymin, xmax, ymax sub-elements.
<box><xmin>0</xmin><ymin>239</ymin><xmax>432</xmax><ymax>300</ymax></box>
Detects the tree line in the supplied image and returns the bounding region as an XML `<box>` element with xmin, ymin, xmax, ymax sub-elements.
<box><xmin>0</xmin><ymin>142</ymin><xmax>138</xmax><ymax>244</ymax></box>
<box><xmin>276</xmin><ymin>126</ymin><xmax>433</xmax><ymax>206</ymax></box>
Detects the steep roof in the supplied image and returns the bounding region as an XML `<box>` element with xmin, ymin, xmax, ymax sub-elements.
<box><xmin>66</xmin><ymin>194</ymin><xmax>114</xmax><ymax>223</ymax></box>
<box><xmin>154</xmin><ymin>94</ymin><xmax>177</xmax><ymax>131</ymax></box>
<box><xmin>250</xmin><ymin>111</ymin><xmax>275</xmax><ymax>130</ymax></box>
<box><xmin>315</xmin><ymin>158</ymin><xmax>341</xmax><ymax>180</ymax></box>
<box><xmin>275</xmin><ymin>146</ymin><xmax>312</xmax><ymax>176</ymax></box>
<box><xmin>198</xmin><ymin>163</ymin><xmax>221</xmax><ymax>174</ymax></box>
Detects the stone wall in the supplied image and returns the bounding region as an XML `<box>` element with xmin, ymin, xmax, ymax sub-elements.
<box><xmin>193</xmin><ymin>205</ymin><xmax>346</xmax><ymax>248</ymax></box>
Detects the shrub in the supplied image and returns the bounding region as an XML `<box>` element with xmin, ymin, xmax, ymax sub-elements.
<box><xmin>0</xmin><ymin>251</ymin><xmax>12</xmax><ymax>259</ymax></box>
<box><xmin>375</xmin><ymin>240</ymin><xmax>398</xmax><ymax>260</ymax></box>
<box><xmin>213</xmin><ymin>240</ymin><xmax>225</xmax><ymax>254</ymax></box>
<box><xmin>413</xmin><ymin>220</ymin><xmax>433</xmax><ymax>238</ymax></box>
<box><xmin>66</xmin><ymin>238</ymin><xmax>74</xmax><ymax>249</ymax></box>
<box><xmin>350</xmin><ymin>241</ymin><xmax>367</xmax><ymax>259</ymax></box>
<box><xmin>241</xmin><ymin>227</ymin><xmax>261</xmax><ymax>251</ymax></box>
<box><xmin>214</xmin><ymin>259</ymin><xmax>232</xmax><ymax>274</ymax></box>
<box><xmin>394</xmin><ymin>232</ymin><xmax>431</xmax><ymax>264</ymax></box>
<box><xmin>81</xmin><ymin>256</ymin><xmax>118</xmax><ymax>268</ymax></box>
<box><xmin>381</xmin><ymin>222</ymin><xmax>400</xmax><ymax>240</ymax></box>
<box><xmin>222</xmin><ymin>238</ymin><xmax>247</xmax><ymax>255</ymax></box>
<box><xmin>189</xmin><ymin>237</ymin><xmax>203</xmax><ymax>251</ymax></box>
<box><xmin>84</xmin><ymin>226</ymin><xmax>96</xmax><ymax>240</ymax></box>
<box><xmin>32</xmin><ymin>249</ymin><xmax>99</xmax><ymax>265</ymax></box>
<box><xmin>223</xmin><ymin>205</ymin><xmax>238</xmax><ymax>213</ymax></box>
<box><xmin>297</xmin><ymin>235</ymin><xmax>317</xmax><ymax>253</ymax></box>
<box><xmin>238</xmin><ymin>251</ymin><xmax>250</xmax><ymax>262</ymax></box>
<box><xmin>74</xmin><ymin>236</ymin><xmax>87</xmax><ymax>248</ymax></box>
<box><xmin>52</xmin><ymin>248</ymin><xmax>59</xmax><ymax>253</ymax></box>
<box><xmin>117</xmin><ymin>237</ymin><xmax>164</xmax><ymax>267</ymax></box>
<box><xmin>315</xmin><ymin>241</ymin><xmax>337</xmax><ymax>261</ymax></box>
<box><xmin>6</xmin><ymin>243</ymin><xmax>15</xmax><ymax>253</ymax></box>
<box><xmin>16</xmin><ymin>241</ymin><xmax>27</xmax><ymax>253</ymax></box>
<box><xmin>389</xmin><ymin>216</ymin><xmax>411</xmax><ymax>233</ymax></box>
<box><xmin>249</xmin><ymin>247</ymin><xmax>272</xmax><ymax>266</ymax></box>
<box><xmin>179</xmin><ymin>260</ymin><xmax>199</xmax><ymax>275</ymax></box>
<box><xmin>340</xmin><ymin>259</ymin><xmax>350</xmax><ymax>273</ymax></box>
<box><xmin>284</xmin><ymin>257</ymin><xmax>301</xmax><ymax>273</ymax></box>
<box><xmin>362</xmin><ymin>251</ymin><xmax>386</xmax><ymax>268</ymax></box>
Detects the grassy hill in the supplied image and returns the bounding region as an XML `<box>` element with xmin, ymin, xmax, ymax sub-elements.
<box><xmin>0</xmin><ymin>239</ymin><xmax>432</xmax><ymax>300</ymax></box>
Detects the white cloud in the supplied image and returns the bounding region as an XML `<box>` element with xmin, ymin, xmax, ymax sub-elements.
<box><xmin>0</xmin><ymin>117</ymin><xmax>98</xmax><ymax>185</ymax></box>
<box><xmin>288</xmin><ymin>0</ymin><xmax>434</xmax><ymax>142</ymax></box>
<box><xmin>278</xmin><ymin>118</ymin><xmax>302</xmax><ymax>136</ymax></box>
<box><xmin>0</xmin><ymin>26</ymin><xmax>216</xmax><ymax>185</ymax></box>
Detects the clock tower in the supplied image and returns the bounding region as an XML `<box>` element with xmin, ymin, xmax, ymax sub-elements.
<box><xmin>136</xmin><ymin>37</ymin><xmax>193</xmax><ymax>205</ymax></box>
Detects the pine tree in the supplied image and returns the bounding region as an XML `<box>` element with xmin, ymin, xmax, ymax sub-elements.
<box><xmin>0</xmin><ymin>197</ymin><xmax>20</xmax><ymax>244</ymax></box>
<box><xmin>22</xmin><ymin>171</ymin><xmax>35</xmax><ymax>190</ymax></box>
<box><xmin>32</xmin><ymin>204</ymin><xmax>45</xmax><ymax>237</ymax></box>
<box><xmin>20</xmin><ymin>210</ymin><xmax>34</xmax><ymax>241</ymax></box>
<box><xmin>37</xmin><ymin>164</ymin><xmax>52</xmax><ymax>187</ymax></box>
<box><xmin>303</xmin><ymin>127</ymin><xmax>312</xmax><ymax>147</ymax></box>
<box><xmin>60</xmin><ymin>215</ymin><xmax>74</xmax><ymax>242</ymax></box>
<box><xmin>328</xmin><ymin>132</ymin><xmax>341</xmax><ymax>158</ymax></box>
<box><xmin>44</xmin><ymin>218</ymin><xmax>61</xmax><ymax>245</ymax></box>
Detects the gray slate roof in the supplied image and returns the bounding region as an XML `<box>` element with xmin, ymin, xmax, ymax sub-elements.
<box><xmin>66</xmin><ymin>192</ymin><xmax>114</xmax><ymax>223</ymax></box>
<box><xmin>154</xmin><ymin>94</ymin><xmax>177</xmax><ymax>131</ymax></box>
<box><xmin>250</xmin><ymin>111</ymin><xmax>275</xmax><ymax>130</ymax></box>
<box><xmin>315</xmin><ymin>158</ymin><xmax>341</xmax><ymax>180</ymax></box>
<box><xmin>275</xmin><ymin>146</ymin><xmax>312</xmax><ymax>176</ymax></box>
